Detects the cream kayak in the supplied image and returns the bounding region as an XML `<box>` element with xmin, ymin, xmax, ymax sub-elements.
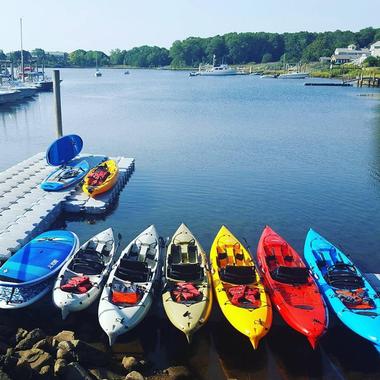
<box><xmin>162</xmin><ymin>223</ymin><xmax>212</xmax><ymax>342</ymax></box>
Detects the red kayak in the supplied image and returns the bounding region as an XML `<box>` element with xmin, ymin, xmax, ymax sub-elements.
<box><xmin>257</xmin><ymin>226</ymin><xmax>328</xmax><ymax>348</ymax></box>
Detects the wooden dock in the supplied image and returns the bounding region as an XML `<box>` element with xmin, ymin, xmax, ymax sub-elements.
<box><xmin>0</xmin><ymin>153</ymin><xmax>134</xmax><ymax>260</ymax></box>
<box><xmin>305</xmin><ymin>83</ymin><xmax>352</xmax><ymax>87</ymax></box>
<box><xmin>343</xmin><ymin>74</ymin><xmax>380</xmax><ymax>87</ymax></box>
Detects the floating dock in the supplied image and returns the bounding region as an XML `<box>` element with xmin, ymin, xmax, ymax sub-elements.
<box><xmin>304</xmin><ymin>83</ymin><xmax>352</xmax><ymax>87</ymax></box>
<box><xmin>0</xmin><ymin>153</ymin><xmax>134</xmax><ymax>260</ymax></box>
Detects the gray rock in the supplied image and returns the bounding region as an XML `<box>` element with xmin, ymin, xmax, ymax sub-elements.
<box><xmin>56</xmin><ymin>347</ymin><xmax>74</xmax><ymax>361</ymax></box>
<box><xmin>53</xmin><ymin>330</ymin><xmax>75</xmax><ymax>344</ymax></box>
<box><xmin>122</xmin><ymin>356</ymin><xmax>138</xmax><ymax>372</ymax></box>
<box><xmin>54</xmin><ymin>358</ymin><xmax>67</xmax><ymax>376</ymax></box>
<box><xmin>39</xmin><ymin>364</ymin><xmax>52</xmax><ymax>378</ymax></box>
<box><xmin>16</xmin><ymin>348</ymin><xmax>52</xmax><ymax>372</ymax></box>
<box><xmin>165</xmin><ymin>366</ymin><xmax>191</xmax><ymax>380</ymax></box>
<box><xmin>33</xmin><ymin>337</ymin><xmax>55</xmax><ymax>353</ymax></box>
<box><xmin>14</xmin><ymin>328</ymin><xmax>28</xmax><ymax>344</ymax></box>
<box><xmin>15</xmin><ymin>328</ymin><xmax>46</xmax><ymax>351</ymax></box>
<box><xmin>64</xmin><ymin>362</ymin><xmax>93</xmax><ymax>380</ymax></box>
<box><xmin>58</xmin><ymin>340</ymin><xmax>75</xmax><ymax>352</ymax></box>
<box><xmin>125</xmin><ymin>371</ymin><xmax>144</xmax><ymax>380</ymax></box>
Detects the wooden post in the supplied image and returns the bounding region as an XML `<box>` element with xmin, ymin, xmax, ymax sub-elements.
<box><xmin>20</xmin><ymin>18</ymin><xmax>24</xmax><ymax>83</ymax></box>
<box><xmin>53</xmin><ymin>70</ymin><xmax>63</xmax><ymax>138</ymax></box>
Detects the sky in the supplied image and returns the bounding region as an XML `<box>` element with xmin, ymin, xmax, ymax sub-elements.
<box><xmin>0</xmin><ymin>0</ymin><xmax>379</xmax><ymax>53</ymax></box>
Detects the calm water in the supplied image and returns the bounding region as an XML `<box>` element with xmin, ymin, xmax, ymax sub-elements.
<box><xmin>1</xmin><ymin>69</ymin><xmax>380</xmax><ymax>379</ymax></box>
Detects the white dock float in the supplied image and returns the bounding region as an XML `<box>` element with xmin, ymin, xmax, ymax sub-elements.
<box><xmin>0</xmin><ymin>153</ymin><xmax>134</xmax><ymax>260</ymax></box>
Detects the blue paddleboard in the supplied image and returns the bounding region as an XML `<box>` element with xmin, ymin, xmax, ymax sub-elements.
<box><xmin>0</xmin><ymin>230</ymin><xmax>79</xmax><ymax>286</ymax></box>
<box><xmin>46</xmin><ymin>134</ymin><xmax>83</xmax><ymax>166</ymax></box>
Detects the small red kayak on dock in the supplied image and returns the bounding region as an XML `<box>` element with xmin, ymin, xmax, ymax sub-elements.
<box><xmin>257</xmin><ymin>226</ymin><xmax>328</xmax><ymax>348</ymax></box>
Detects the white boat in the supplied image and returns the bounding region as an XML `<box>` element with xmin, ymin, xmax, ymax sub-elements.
<box><xmin>98</xmin><ymin>225</ymin><xmax>162</xmax><ymax>345</ymax></box>
<box><xmin>260</xmin><ymin>74</ymin><xmax>278</xmax><ymax>79</ymax></box>
<box><xmin>190</xmin><ymin>55</ymin><xmax>238</xmax><ymax>77</ymax></box>
<box><xmin>95</xmin><ymin>54</ymin><xmax>102</xmax><ymax>77</ymax></box>
<box><xmin>53</xmin><ymin>228</ymin><xmax>116</xmax><ymax>320</ymax></box>
<box><xmin>278</xmin><ymin>72</ymin><xmax>309</xmax><ymax>79</ymax></box>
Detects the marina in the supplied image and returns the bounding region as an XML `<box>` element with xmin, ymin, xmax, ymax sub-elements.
<box><xmin>0</xmin><ymin>66</ymin><xmax>380</xmax><ymax>378</ymax></box>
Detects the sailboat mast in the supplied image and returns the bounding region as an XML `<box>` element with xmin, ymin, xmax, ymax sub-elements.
<box><xmin>20</xmin><ymin>18</ymin><xmax>24</xmax><ymax>82</ymax></box>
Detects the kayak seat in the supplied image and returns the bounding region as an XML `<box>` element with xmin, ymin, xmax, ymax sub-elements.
<box><xmin>217</xmin><ymin>249</ymin><xmax>228</xmax><ymax>268</ymax></box>
<box><xmin>188</xmin><ymin>244</ymin><xmax>198</xmax><ymax>263</ymax></box>
<box><xmin>129</xmin><ymin>244</ymin><xmax>139</xmax><ymax>258</ymax></box>
<box><xmin>326</xmin><ymin>273</ymin><xmax>364</xmax><ymax>289</ymax></box>
<box><xmin>169</xmin><ymin>263</ymin><xmax>202</xmax><ymax>281</ymax></box>
<box><xmin>76</xmin><ymin>249</ymin><xmax>104</xmax><ymax>266</ymax></box>
<box><xmin>316</xmin><ymin>259</ymin><xmax>327</xmax><ymax>269</ymax></box>
<box><xmin>235</xmin><ymin>252</ymin><xmax>244</xmax><ymax>261</ymax></box>
<box><xmin>101</xmin><ymin>244</ymin><xmax>112</xmax><ymax>257</ymax></box>
<box><xmin>271</xmin><ymin>266</ymin><xmax>309</xmax><ymax>284</ymax></box>
<box><xmin>70</xmin><ymin>259</ymin><xmax>104</xmax><ymax>275</ymax></box>
<box><xmin>220</xmin><ymin>265</ymin><xmax>256</xmax><ymax>285</ymax></box>
<box><xmin>146</xmin><ymin>247</ymin><xmax>157</xmax><ymax>261</ymax></box>
<box><xmin>170</xmin><ymin>244</ymin><xmax>181</xmax><ymax>264</ymax></box>
<box><xmin>326</xmin><ymin>263</ymin><xmax>364</xmax><ymax>289</ymax></box>
<box><xmin>116</xmin><ymin>259</ymin><xmax>150</xmax><ymax>282</ymax></box>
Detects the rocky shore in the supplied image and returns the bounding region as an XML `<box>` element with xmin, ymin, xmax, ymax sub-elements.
<box><xmin>0</xmin><ymin>326</ymin><xmax>194</xmax><ymax>380</ymax></box>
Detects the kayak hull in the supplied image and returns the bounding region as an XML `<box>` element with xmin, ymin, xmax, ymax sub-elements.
<box><xmin>53</xmin><ymin>228</ymin><xmax>116</xmax><ymax>319</ymax></box>
<box><xmin>41</xmin><ymin>160</ymin><xmax>90</xmax><ymax>191</ymax></box>
<box><xmin>257</xmin><ymin>226</ymin><xmax>328</xmax><ymax>348</ymax></box>
<box><xmin>304</xmin><ymin>229</ymin><xmax>380</xmax><ymax>352</ymax></box>
<box><xmin>162</xmin><ymin>223</ymin><xmax>212</xmax><ymax>342</ymax></box>
<box><xmin>98</xmin><ymin>225</ymin><xmax>161</xmax><ymax>345</ymax></box>
<box><xmin>210</xmin><ymin>225</ymin><xmax>272</xmax><ymax>349</ymax></box>
<box><xmin>82</xmin><ymin>159</ymin><xmax>119</xmax><ymax>197</ymax></box>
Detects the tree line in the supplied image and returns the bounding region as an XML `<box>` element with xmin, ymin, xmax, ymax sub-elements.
<box><xmin>1</xmin><ymin>27</ymin><xmax>379</xmax><ymax>68</ymax></box>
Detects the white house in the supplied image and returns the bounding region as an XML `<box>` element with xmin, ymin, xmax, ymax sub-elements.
<box><xmin>331</xmin><ymin>44</ymin><xmax>370</xmax><ymax>64</ymax></box>
<box><xmin>370</xmin><ymin>41</ymin><xmax>380</xmax><ymax>57</ymax></box>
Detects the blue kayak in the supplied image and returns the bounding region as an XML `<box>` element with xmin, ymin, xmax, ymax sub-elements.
<box><xmin>40</xmin><ymin>159</ymin><xmax>89</xmax><ymax>191</ymax></box>
<box><xmin>0</xmin><ymin>230</ymin><xmax>79</xmax><ymax>287</ymax></box>
<box><xmin>304</xmin><ymin>229</ymin><xmax>380</xmax><ymax>353</ymax></box>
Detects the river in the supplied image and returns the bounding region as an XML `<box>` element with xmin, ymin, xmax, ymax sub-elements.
<box><xmin>1</xmin><ymin>69</ymin><xmax>380</xmax><ymax>379</ymax></box>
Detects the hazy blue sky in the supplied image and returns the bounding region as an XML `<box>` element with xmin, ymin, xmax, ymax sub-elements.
<box><xmin>1</xmin><ymin>0</ymin><xmax>378</xmax><ymax>53</ymax></box>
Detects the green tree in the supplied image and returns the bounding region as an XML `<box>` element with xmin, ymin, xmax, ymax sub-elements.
<box><xmin>364</xmin><ymin>56</ymin><xmax>380</xmax><ymax>67</ymax></box>
<box><xmin>261</xmin><ymin>53</ymin><xmax>272</xmax><ymax>63</ymax></box>
<box><xmin>110</xmin><ymin>49</ymin><xmax>125</xmax><ymax>65</ymax></box>
<box><xmin>31</xmin><ymin>48</ymin><xmax>45</xmax><ymax>61</ymax></box>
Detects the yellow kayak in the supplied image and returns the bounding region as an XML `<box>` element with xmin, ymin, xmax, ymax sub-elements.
<box><xmin>210</xmin><ymin>225</ymin><xmax>272</xmax><ymax>349</ymax></box>
<box><xmin>82</xmin><ymin>159</ymin><xmax>118</xmax><ymax>197</ymax></box>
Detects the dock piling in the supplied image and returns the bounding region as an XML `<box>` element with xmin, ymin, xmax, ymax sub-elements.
<box><xmin>52</xmin><ymin>70</ymin><xmax>63</xmax><ymax>137</ymax></box>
